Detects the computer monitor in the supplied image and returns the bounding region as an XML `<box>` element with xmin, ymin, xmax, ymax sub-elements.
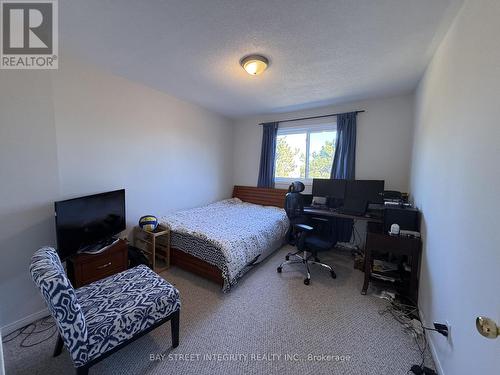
<box><xmin>312</xmin><ymin>179</ymin><xmax>346</xmax><ymax>199</ymax></box>
<box><xmin>345</xmin><ymin>180</ymin><xmax>385</xmax><ymax>204</ymax></box>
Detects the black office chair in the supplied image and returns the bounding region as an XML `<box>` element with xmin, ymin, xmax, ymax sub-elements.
<box><xmin>277</xmin><ymin>181</ymin><xmax>336</xmax><ymax>285</ymax></box>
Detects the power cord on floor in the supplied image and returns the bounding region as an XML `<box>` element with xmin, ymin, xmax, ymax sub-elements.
<box><xmin>2</xmin><ymin>315</ymin><xmax>57</xmax><ymax>348</ymax></box>
<box><xmin>378</xmin><ymin>300</ymin><xmax>437</xmax><ymax>375</ymax></box>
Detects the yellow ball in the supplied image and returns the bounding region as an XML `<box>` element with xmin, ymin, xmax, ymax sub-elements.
<box><xmin>139</xmin><ymin>215</ymin><xmax>158</xmax><ymax>232</ymax></box>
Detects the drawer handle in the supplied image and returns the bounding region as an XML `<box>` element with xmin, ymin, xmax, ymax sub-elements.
<box><xmin>97</xmin><ymin>262</ymin><xmax>112</xmax><ymax>269</ymax></box>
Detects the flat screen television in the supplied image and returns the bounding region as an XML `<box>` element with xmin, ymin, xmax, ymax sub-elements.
<box><xmin>54</xmin><ymin>189</ymin><xmax>126</xmax><ymax>260</ymax></box>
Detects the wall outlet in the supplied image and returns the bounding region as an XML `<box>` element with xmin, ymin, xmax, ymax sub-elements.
<box><xmin>433</xmin><ymin>321</ymin><xmax>451</xmax><ymax>340</ymax></box>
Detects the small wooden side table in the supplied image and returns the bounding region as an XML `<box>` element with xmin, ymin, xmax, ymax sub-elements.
<box><xmin>362</xmin><ymin>231</ymin><xmax>422</xmax><ymax>303</ymax></box>
<box><xmin>133</xmin><ymin>224</ymin><xmax>170</xmax><ymax>273</ymax></box>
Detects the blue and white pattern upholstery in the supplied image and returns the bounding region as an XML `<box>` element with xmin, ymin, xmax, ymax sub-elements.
<box><xmin>30</xmin><ymin>247</ymin><xmax>89</xmax><ymax>366</ymax></box>
<box><xmin>30</xmin><ymin>247</ymin><xmax>181</xmax><ymax>368</ymax></box>
<box><xmin>75</xmin><ymin>265</ymin><xmax>180</xmax><ymax>362</ymax></box>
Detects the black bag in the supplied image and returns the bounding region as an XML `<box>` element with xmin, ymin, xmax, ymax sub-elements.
<box><xmin>128</xmin><ymin>245</ymin><xmax>149</xmax><ymax>268</ymax></box>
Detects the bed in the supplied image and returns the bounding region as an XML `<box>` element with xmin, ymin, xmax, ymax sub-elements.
<box><xmin>161</xmin><ymin>186</ymin><xmax>289</xmax><ymax>291</ymax></box>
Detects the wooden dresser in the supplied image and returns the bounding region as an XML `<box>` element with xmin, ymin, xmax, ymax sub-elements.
<box><xmin>67</xmin><ymin>239</ymin><xmax>128</xmax><ymax>288</ymax></box>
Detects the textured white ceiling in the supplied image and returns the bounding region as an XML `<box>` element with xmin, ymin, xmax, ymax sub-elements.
<box><xmin>60</xmin><ymin>0</ymin><xmax>463</xmax><ymax>118</ymax></box>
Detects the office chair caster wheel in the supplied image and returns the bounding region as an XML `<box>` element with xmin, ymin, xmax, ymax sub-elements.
<box><xmin>285</xmin><ymin>255</ymin><xmax>289</xmax><ymax>261</ymax></box>
<box><xmin>277</xmin><ymin>267</ymin><xmax>282</xmax><ymax>273</ymax></box>
<box><xmin>304</xmin><ymin>278</ymin><xmax>310</xmax><ymax>285</ymax></box>
<box><xmin>331</xmin><ymin>270</ymin><xmax>337</xmax><ymax>279</ymax></box>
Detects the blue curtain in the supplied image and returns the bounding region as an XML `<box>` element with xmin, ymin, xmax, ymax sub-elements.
<box><xmin>257</xmin><ymin>122</ymin><xmax>279</xmax><ymax>188</ymax></box>
<box><xmin>330</xmin><ymin>112</ymin><xmax>358</xmax><ymax>242</ymax></box>
<box><xmin>331</xmin><ymin>112</ymin><xmax>357</xmax><ymax>179</ymax></box>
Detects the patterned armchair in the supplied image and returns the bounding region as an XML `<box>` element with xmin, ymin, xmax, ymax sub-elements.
<box><xmin>30</xmin><ymin>247</ymin><xmax>181</xmax><ymax>375</ymax></box>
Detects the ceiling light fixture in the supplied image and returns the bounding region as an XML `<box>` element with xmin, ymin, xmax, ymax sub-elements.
<box><xmin>240</xmin><ymin>54</ymin><xmax>269</xmax><ymax>76</ymax></box>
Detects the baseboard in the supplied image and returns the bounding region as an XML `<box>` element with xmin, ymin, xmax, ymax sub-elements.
<box><xmin>419</xmin><ymin>309</ymin><xmax>445</xmax><ymax>375</ymax></box>
<box><xmin>0</xmin><ymin>332</ymin><xmax>5</xmax><ymax>375</ymax></box>
<box><xmin>0</xmin><ymin>308</ymin><xmax>49</xmax><ymax>336</ymax></box>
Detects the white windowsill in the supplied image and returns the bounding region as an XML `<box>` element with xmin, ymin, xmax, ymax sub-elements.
<box><xmin>275</xmin><ymin>178</ymin><xmax>313</xmax><ymax>186</ymax></box>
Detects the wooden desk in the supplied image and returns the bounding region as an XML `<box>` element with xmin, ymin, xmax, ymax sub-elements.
<box><xmin>303</xmin><ymin>206</ymin><xmax>383</xmax><ymax>223</ymax></box>
<box><xmin>302</xmin><ymin>206</ymin><xmax>384</xmax><ymax>250</ymax></box>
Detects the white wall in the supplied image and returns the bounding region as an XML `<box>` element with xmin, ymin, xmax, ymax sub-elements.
<box><xmin>0</xmin><ymin>58</ymin><xmax>233</xmax><ymax>333</ymax></box>
<box><xmin>233</xmin><ymin>94</ymin><xmax>414</xmax><ymax>193</ymax></box>
<box><xmin>52</xmin><ymin>58</ymin><xmax>233</xmax><ymax>222</ymax></box>
<box><xmin>0</xmin><ymin>72</ymin><xmax>60</xmax><ymax>333</ymax></box>
<box><xmin>410</xmin><ymin>1</ymin><xmax>500</xmax><ymax>374</ymax></box>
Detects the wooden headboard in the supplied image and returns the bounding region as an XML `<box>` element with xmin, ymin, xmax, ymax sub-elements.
<box><xmin>232</xmin><ymin>185</ymin><xmax>288</xmax><ymax>208</ymax></box>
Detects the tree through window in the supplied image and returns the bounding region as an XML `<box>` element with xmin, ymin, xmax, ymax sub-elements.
<box><xmin>274</xmin><ymin>124</ymin><xmax>336</xmax><ymax>181</ymax></box>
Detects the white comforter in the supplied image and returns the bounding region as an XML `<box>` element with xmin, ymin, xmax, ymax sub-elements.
<box><xmin>161</xmin><ymin>198</ymin><xmax>289</xmax><ymax>289</ymax></box>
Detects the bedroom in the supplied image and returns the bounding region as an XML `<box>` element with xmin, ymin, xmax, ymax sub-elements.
<box><xmin>0</xmin><ymin>1</ymin><xmax>498</xmax><ymax>375</ymax></box>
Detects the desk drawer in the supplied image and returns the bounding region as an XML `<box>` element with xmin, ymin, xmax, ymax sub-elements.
<box><xmin>71</xmin><ymin>241</ymin><xmax>128</xmax><ymax>287</ymax></box>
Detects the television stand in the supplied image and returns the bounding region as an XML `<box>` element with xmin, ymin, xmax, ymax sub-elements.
<box><xmin>67</xmin><ymin>239</ymin><xmax>128</xmax><ymax>287</ymax></box>
<box><xmin>80</xmin><ymin>238</ymin><xmax>120</xmax><ymax>255</ymax></box>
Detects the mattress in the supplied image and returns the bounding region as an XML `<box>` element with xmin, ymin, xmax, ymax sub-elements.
<box><xmin>161</xmin><ymin>198</ymin><xmax>289</xmax><ymax>291</ymax></box>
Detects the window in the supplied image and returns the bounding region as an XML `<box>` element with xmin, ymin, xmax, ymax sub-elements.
<box><xmin>274</xmin><ymin>123</ymin><xmax>336</xmax><ymax>183</ymax></box>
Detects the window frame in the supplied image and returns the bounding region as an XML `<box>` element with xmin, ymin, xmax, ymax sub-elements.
<box><xmin>274</xmin><ymin>122</ymin><xmax>337</xmax><ymax>185</ymax></box>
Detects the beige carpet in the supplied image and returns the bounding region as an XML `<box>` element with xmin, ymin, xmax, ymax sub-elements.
<box><xmin>4</xmin><ymin>246</ymin><xmax>434</xmax><ymax>375</ymax></box>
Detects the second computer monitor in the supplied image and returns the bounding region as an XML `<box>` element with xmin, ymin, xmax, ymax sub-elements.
<box><xmin>345</xmin><ymin>180</ymin><xmax>385</xmax><ymax>204</ymax></box>
<box><xmin>312</xmin><ymin>179</ymin><xmax>346</xmax><ymax>199</ymax></box>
